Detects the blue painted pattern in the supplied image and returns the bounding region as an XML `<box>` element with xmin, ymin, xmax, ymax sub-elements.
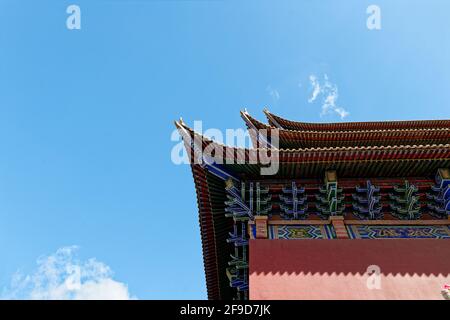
<box><xmin>346</xmin><ymin>225</ymin><xmax>450</xmax><ymax>239</ymax></box>
<box><xmin>269</xmin><ymin>225</ymin><xmax>336</xmax><ymax>239</ymax></box>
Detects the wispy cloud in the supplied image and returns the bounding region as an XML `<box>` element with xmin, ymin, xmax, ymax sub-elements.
<box><xmin>308</xmin><ymin>75</ymin><xmax>321</xmax><ymax>103</ymax></box>
<box><xmin>307</xmin><ymin>74</ymin><xmax>349</xmax><ymax>119</ymax></box>
<box><xmin>266</xmin><ymin>85</ymin><xmax>280</xmax><ymax>101</ymax></box>
<box><xmin>2</xmin><ymin>246</ymin><xmax>135</xmax><ymax>300</ymax></box>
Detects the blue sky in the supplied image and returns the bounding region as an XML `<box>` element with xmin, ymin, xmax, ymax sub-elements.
<box><xmin>0</xmin><ymin>0</ymin><xmax>449</xmax><ymax>299</ymax></box>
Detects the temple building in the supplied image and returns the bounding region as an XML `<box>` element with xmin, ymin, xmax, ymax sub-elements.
<box><xmin>175</xmin><ymin>109</ymin><xmax>450</xmax><ymax>300</ymax></box>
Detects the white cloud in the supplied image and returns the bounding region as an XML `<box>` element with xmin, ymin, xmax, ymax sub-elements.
<box><xmin>2</xmin><ymin>246</ymin><xmax>134</xmax><ymax>300</ymax></box>
<box><xmin>308</xmin><ymin>75</ymin><xmax>321</xmax><ymax>103</ymax></box>
<box><xmin>308</xmin><ymin>74</ymin><xmax>349</xmax><ymax>119</ymax></box>
<box><xmin>266</xmin><ymin>85</ymin><xmax>280</xmax><ymax>101</ymax></box>
<box><xmin>334</xmin><ymin>107</ymin><xmax>350</xmax><ymax>119</ymax></box>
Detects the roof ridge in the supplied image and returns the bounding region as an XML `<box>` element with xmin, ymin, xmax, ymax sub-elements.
<box><xmin>175</xmin><ymin>119</ymin><xmax>450</xmax><ymax>153</ymax></box>
<box><xmin>263</xmin><ymin>109</ymin><xmax>450</xmax><ymax>130</ymax></box>
<box><xmin>246</xmin><ymin>110</ymin><xmax>450</xmax><ymax>134</ymax></box>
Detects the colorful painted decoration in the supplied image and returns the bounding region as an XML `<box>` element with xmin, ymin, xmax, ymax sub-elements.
<box><xmin>279</xmin><ymin>181</ymin><xmax>307</xmax><ymax>219</ymax></box>
<box><xmin>427</xmin><ymin>168</ymin><xmax>450</xmax><ymax>218</ymax></box>
<box><xmin>316</xmin><ymin>171</ymin><xmax>344</xmax><ymax>217</ymax></box>
<box><xmin>269</xmin><ymin>225</ymin><xmax>336</xmax><ymax>239</ymax></box>
<box><xmin>389</xmin><ymin>180</ymin><xmax>421</xmax><ymax>220</ymax></box>
<box><xmin>224</xmin><ymin>179</ymin><xmax>272</xmax><ymax>300</ymax></box>
<box><xmin>346</xmin><ymin>225</ymin><xmax>450</xmax><ymax>239</ymax></box>
<box><xmin>353</xmin><ymin>180</ymin><xmax>382</xmax><ymax>220</ymax></box>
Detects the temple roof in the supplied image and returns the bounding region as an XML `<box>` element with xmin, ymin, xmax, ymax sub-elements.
<box><xmin>175</xmin><ymin>116</ymin><xmax>450</xmax><ymax>300</ymax></box>
<box><xmin>176</xmin><ymin>120</ymin><xmax>450</xmax><ymax>178</ymax></box>
<box><xmin>242</xmin><ymin>110</ymin><xmax>450</xmax><ymax>149</ymax></box>
<box><xmin>263</xmin><ymin>108</ymin><xmax>450</xmax><ymax>132</ymax></box>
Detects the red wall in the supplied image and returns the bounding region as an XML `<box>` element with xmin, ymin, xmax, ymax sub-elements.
<box><xmin>249</xmin><ymin>239</ymin><xmax>450</xmax><ymax>300</ymax></box>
